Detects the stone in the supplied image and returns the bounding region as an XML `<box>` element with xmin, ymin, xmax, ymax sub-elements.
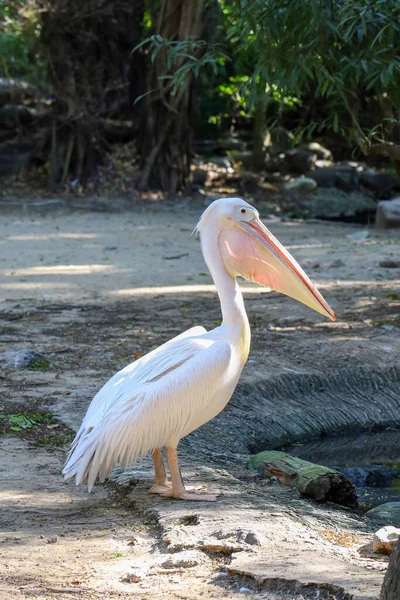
<box><xmin>0</xmin><ymin>104</ymin><xmax>33</xmax><ymax>129</ymax></box>
<box><xmin>380</xmin><ymin>260</ymin><xmax>400</xmax><ymax>268</ymax></box>
<box><xmin>366</xmin><ymin>467</ymin><xmax>399</xmax><ymax>488</ymax></box>
<box><xmin>0</xmin><ymin>349</ymin><xmax>47</xmax><ymax>370</ymax></box>
<box><xmin>121</xmin><ymin>573</ymin><xmax>141</xmax><ymax>583</ymax></box>
<box><xmin>372</xmin><ymin>526</ymin><xmax>400</xmax><ymax>555</ymax></box>
<box><xmin>283</xmin><ymin>177</ymin><xmax>317</xmax><ymax>194</ymax></box>
<box><xmin>285</xmin><ymin>149</ymin><xmax>318</xmax><ymax>174</ymax></box>
<box><xmin>366</xmin><ymin>503</ymin><xmax>400</xmax><ymax>527</ymax></box>
<box><xmin>191</xmin><ymin>169</ymin><xmax>207</xmax><ymax>186</ymax></box>
<box><xmin>376</xmin><ymin>198</ymin><xmax>400</xmax><ymax>229</ymax></box>
<box><xmin>360</xmin><ymin>170</ymin><xmax>399</xmax><ymax>199</ymax></box>
<box><xmin>281</xmin><ymin>188</ymin><xmax>376</xmax><ymax>220</ymax></box>
<box><xmin>268</xmin><ymin>126</ymin><xmax>294</xmax><ymax>153</ymax></box>
<box><xmin>206</xmin><ymin>156</ymin><xmax>233</xmax><ymax>171</ymax></box>
<box><xmin>236</xmin><ymin>529</ymin><xmax>267</xmax><ymax>546</ymax></box>
<box><xmin>301</xmin><ymin>142</ymin><xmax>333</xmax><ymax>161</ymax></box>
<box><xmin>308</xmin><ymin>166</ymin><xmax>358</xmax><ymax>192</ymax></box>
<box><xmin>47</xmin><ymin>536</ymin><xmax>58</xmax><ymax>544</ymax></box>
<box><xmin>158</xmin><ymin>550</ymin><xmax>210</xmax><ymax>570</ymax></box>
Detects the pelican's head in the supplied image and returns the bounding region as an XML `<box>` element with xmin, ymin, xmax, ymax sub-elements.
<box><xmin>196</xmin><ymin>197</ymin><xmax>336</xmax><ymax>321</ymax></box>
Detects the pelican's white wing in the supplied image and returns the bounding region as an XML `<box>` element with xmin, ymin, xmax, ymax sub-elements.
<box><xmin>63</xmin><ymin>326</ymin><xmax>231</xmax><ymax>490</ymax></box>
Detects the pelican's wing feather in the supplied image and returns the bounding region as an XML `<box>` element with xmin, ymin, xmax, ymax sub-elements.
<box><xmin>63</xmin><ymin>327</ymin><xmax>231</xmax><ymax>490</ymax></box>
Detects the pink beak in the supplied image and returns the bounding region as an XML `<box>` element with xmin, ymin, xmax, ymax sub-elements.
<box><xmin>219</xmin><ymin>217</ymin><xmax>336</xmax><ymax>321</ymax></box>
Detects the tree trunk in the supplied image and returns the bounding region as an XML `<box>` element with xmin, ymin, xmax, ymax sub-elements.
<box><xmin>251</xmin><ymin>97</ymin><xmax>268</xmax><ymax>172</ymax></box>
<box><xmin>39</xmin><ymin>0</ymin><xmax>144</xmax><ymax>189</ymax></box>
<box><xmin>137</xmin><ymin>0</ymin><xmax>205</xmax><ymax>192</ymax></box>
<box><xmin>380</xmin><ymin>538</ymin><xmax>400</xmax><ymax>600</ymax></box>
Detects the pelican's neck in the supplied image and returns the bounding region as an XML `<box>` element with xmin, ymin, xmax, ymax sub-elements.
<box><xmin>200</xmin><ymin>225</ymin><xmax>251</xmax><ymax>353</ymax></box>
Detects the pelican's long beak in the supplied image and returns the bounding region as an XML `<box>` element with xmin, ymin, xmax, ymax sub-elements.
<box><xmin>219</xmin><ymin>217</ymin><xmax>336</xmax><ymax>321</ymax></box>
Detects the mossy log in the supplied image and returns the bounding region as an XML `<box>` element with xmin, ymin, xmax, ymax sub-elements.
<box><xmin>249</xmin><ymin>450</ymin><xmax>358</xmax><ymax>508</ymax></box>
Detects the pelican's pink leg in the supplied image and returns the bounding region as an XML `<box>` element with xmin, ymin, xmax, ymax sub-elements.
<box><xmin>148</xmin><ymin>448</ymin><xmax>172</xmax><ymax>494</ymax></box>
<box><xmin>160</xmin><ymin>447</ymin><xmax>219</xmax><ymax>502</ymax></box>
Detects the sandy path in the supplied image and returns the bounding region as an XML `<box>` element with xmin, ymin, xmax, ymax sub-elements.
<box><xmin>1</xmin><ymin>203</ymin><xmax>399</xmax><ymax>599</ymax></box>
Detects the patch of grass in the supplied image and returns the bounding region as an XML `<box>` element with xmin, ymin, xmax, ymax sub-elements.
<box><xmin>35</xmin><ymin>432</ymin><xmax>75</xmax><ymax>448</ymax></box>
<box><xmin>28</xmin><ymin>359</ymin><xmax>50</xmax><ymax>371</ymax></box>
<box><xmin>0</xmin><ymin>412</ymin><xmax>56</xmax><ymax>432</ymax></box>
<box><xmin>0</xmin><ymin>411</ymin><xmax>74</xmax><ymax>449</ymax></box>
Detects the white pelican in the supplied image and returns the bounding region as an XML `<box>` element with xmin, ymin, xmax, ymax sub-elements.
<box><xmin>63</xmin><ymin>198</ymin><xmax>335</xmax><ymax>501</ymax></box>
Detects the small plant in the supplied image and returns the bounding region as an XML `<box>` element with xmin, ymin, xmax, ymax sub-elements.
<box><xmin>28</xmin><ymin>359</ymin><xmax>50</xmax><ymax>371</ymax></box>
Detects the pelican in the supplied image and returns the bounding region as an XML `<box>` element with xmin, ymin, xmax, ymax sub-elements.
<box><xmin>63</xmin><ymin>198</ymin><xmax>335</xmax><ymax>501</ymax></box>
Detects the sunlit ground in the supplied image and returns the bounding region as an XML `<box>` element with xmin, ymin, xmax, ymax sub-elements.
<box><xmin>0</xmin><ymin>210</ymin><xmax>399</xmax><ymax>306</ymax></box>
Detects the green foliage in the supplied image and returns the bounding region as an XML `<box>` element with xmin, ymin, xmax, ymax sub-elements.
<box><xmin>233</xmin><ymin>0</ymin><xmax>400</xmax><ymax>140</ymax></box>
<box><xmin>0</xmin><ymin>1</ymin><xmax>45</xmax><ymax>82</ymax></box>
<box><xmin>0</xmin><ymin>412</ymin><xmax>55</xmax><ymax>432</ymax></box>
<box><xmin>134</xmin><ymin>35</ymin><xmax>229</xmax><ymax>101</ymax></box>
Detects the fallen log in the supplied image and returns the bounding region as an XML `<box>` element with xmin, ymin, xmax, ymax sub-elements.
<box><xmin>249</xmin><ymin>450</ymin><xmax>358</xmax><ymax>508</ymax></box>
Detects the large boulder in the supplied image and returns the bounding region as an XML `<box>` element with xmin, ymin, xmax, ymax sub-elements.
<box><xmin>360</xmin><ymin>170</ymin><xmax>399</xmax><ymax>199</ymax></box>
<box><xmin>308</xmin><ymin>165</ymin><xmax>359</xmax><ymax>192</ymax></box>
<box><xmin>376</xmin><ymin>198</ymin><xmax>400</xmax><ymax>229</ymax></box>
<box><xmin>284</xmin><ymin>149</ymin><xmax>318</xmax><ymax>174</ymax></box>
<box><xmin>366</xmin><ymin>502</ymin><xmax>400</xmax><ymax>527</ymax></box>
<box><xmin>300</xmin><ymin>142</ymin><xmax>333</xmax><ymax>161</ymax></box>
<box><xmin>283</xmin><ymin>177</ymin><xmax>317</xmax><ymax>194</ymax></box>
<box><xmin>280</xmin><ymin>188</ymin><xmax>376</xmax><ymax>220</ymax></box>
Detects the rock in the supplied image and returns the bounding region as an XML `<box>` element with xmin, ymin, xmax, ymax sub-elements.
<box><xmin>282</xmin><ymin>188</ymin><xmax>376</xmax><ymax>220</ymax></box>
<box><xmin>268</xmin><ymin>126</ymin><xmax>294</xmax><ymax>153</ymax></box>
<box><xmin>367</xmin><ymin>467</ymin><xmax>399</xmax><ymax>488</ymax></box>
<box><xmin>0</xmin><ymin>143</ymin><xmax>31</xmax><ymax>177</ymax></box>
<box><xmin>121</xmin><ymin>573</ymin><xmax>141</xmax><ymax>583</ymax></box>
<box><xmin>283</xmin><ymin>177</ymin><xmax>317</xmax><ymax>194</ymax></box>
<box><xmin>300</xmin><ymin>142</ymin><xmax>333</xmax><ymax>161</ymax></box>
<box><xmin>335</xmin><ymin>465</ymin><xmax>398</xmax><ymax>488</ymax></box>
<box><xmin>308</xmin><ymin>166</ymin><xmax>358</xmax><ymax>192</ymax></box>
<box><xmin>0</xmin><ymin>104</ymin><xmax>34</xmax><ymax>129</ymax></box>
<box><xmin>158</xmin><ymin>550</ymin><xmax>210</xmax><ymax>570</ymax></box>
<box><xmin>285</xmin><ymin>149</ymin><xmax>318</xmax><ymax>174</ymax></box>
<box><xmin>238</xmin><ymin>171</ymin><xmax>262</xmax><ymax>194</ymax></box>
<box><xmin>360</xmin><ymin>170</ymin><xmax>399</xmax><ymax>199</ymax></box>
<box><xmin>0</xmin><ymin>349</ymin><xmax>47</xmax><ymax>370</ymax></box>
<box><xmin>191</xmin><ymin>169</ymin><xmax>207</xmax><ymax>186</ymax></box>
<box><xmin>372</xmin><ymin>526</ymin><xmax>400</xmax><ymax>555</ymax></box>
<box><xmin>376</xmin><ymin>198</ymin><xmax>400</xmax><ymax>229</ymax></box>
<box><xmin>380</xmin><ymin>260</ymin><xmax>400</xmax><ymax>268</ymax></box>
<box><xmin>47</xmin><ymin>536</ymin><xmax>58</xmax><ymax>544</ymax></box>
<box><xmin>366</xmin><ymin>502</ymin><xmax>400</xmax><ymax>527</ymax></box>
<box><xmin>0</xmin><ymin>78</ymin><xmax>38</xmax><ymax>105</ymax></box>
<box><xmin>206</xmin><ymin>156</ymin><xmax>233</xmax><ymax>171</ymax></box>
<box><xmin>236</xmin><ymin>529</ymin><xmax>267</xmax><ymax>546</ymax></box>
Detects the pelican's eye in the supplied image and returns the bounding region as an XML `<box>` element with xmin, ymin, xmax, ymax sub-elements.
<box><xmin>240</xmin><ymin>208</ymin><xmax>246</xmax><ymax>214</ymax></box>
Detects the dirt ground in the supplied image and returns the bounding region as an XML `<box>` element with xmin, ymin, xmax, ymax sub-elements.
<box><xmin>1</xmin><ymin>200</ymin><xmax>400</xmax><ymax>600</ymax></box>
